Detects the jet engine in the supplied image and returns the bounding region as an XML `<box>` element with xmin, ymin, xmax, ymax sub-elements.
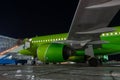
<box><xmin>37</xmin><ymin>43</ymin><xmax>74</xmax><ymax>63</ymax></box>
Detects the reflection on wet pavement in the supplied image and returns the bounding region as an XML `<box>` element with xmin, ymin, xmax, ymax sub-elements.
<box><xmin>0</xmin><ymin>64</ymin><xmax>120</xmax><ymax>80</ymax></box>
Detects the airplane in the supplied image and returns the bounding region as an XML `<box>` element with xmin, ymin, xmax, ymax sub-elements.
<box><xmin>19</xmin><ymin>0</ymin><xmax>120</xmax><ymax>66</ymax></box>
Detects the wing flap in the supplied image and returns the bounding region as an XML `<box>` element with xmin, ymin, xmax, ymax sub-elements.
<box><xmin>76</xmin><ymin>27</ymin><xmax>115</xmax><ymax>34</ymax></box>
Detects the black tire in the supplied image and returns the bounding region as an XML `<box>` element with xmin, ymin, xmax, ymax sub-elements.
<box><xmin>45</xmin><ymin>62</ymin><xmax>49</xmax><ymax>64</ymax></box>
<box><xmin>31</xmin><ymin>60</ymin><xmax>36</xmax><ymax>65</ymax></box>
<box><xmin>88</xmin><ymin>57</ymin><xmax>98</xmax><ymax>67</ymax></box>
<box><xmin>98</xmin><ymin>59</ymin><xmax>103</xmax><ymax>65</ymax></box>
<box><xmin>53</xmin><ymin>62</ymin><xmax>57</xmax><ymax>64</ymax></box>
<box><xmin>15</xmin><ymin>63</ymin><xmax>18</xmax><ymax>65</ymax></box>
<box><xmin>2</xmin><ymin>64</ymin><xmax>6</xmax><ymax>66</ymax></box>
<box><xmin>21</xmin><ymin>63</ymin><xmax>25</xmax><ymax>65</ymax></box>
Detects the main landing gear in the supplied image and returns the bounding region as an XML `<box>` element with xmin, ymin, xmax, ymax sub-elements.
<box><xmin>85</xmin><ymin>56</ymin><xmax>99</xmax><ymax>67</ymax></box>
<box><xmin>85</xmin><ymin>45</ymin><xmax>101</xmax><ymax>67</ymax></box>
<box><xmin>31</xmin><ymin>57</ymin><xmax>36</xmax><ymax>65</ymax></box>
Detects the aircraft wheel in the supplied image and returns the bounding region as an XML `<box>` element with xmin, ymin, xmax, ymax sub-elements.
<box><xmin>53</xmin><ymin>62</ymin><xmax>57</xmax><ymax>64</ymax></box>
<box><xmin>88</xmin><ymin>57</ymin><xmax>98</xmax><ymax>67</ymax></box>
<box><xmin>15</xmin><ymin>63</ymin><xmax>18</xmax><ymax>65</ymax></box>
<box><xmin>98</xmin><ymin>59</ymin><xmax>103</xmax><ymax>65</ymax></box>
<box><xmin>31</xmin><ymin>60</ymin><xmax>36</xmax><ymax>65</ymax></box>
<box><xmin>45</xmin><ymin>62</ymin><xmax>49</xmax><ymax>64</ymax></box>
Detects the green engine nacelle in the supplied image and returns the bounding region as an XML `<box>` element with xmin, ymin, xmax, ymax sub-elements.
<box><xmin>37</xmin><ymin>43</ymin><xmax>74</xmax><ymax>63</ymax></box>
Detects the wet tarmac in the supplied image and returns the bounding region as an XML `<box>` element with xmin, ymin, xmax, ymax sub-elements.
<box><xmin>0</xmin><ymin>64</ymin><xmax>120</xmax><ymax>80</ymax></box>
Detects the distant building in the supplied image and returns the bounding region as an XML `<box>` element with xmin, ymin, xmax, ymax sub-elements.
<box><xmin>0</xmin><ymin>35</ymin><xmax>18</xmax><ymax>53</ymax></box>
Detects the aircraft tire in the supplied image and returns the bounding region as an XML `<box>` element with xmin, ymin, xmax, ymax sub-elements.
<box><xmin>45</xmin><ymin>62</ymin><xmax>49</xmax><ymax>64</ymax></box>
<box><xmin>88</xmin><ymin>57</ymin><xmax>98</xmax><ymax>67</ymax></box>
<box><xmin>31</xmin><ymin>60</ymin><xmax>36</xmax><ymax>65</ymax></box>
<box><xmin>98</xmin><ymin>59</ymin><xmax>103</xmax><ymax>65</ymax></box>
<box><xmin>53</xmin><ymin>62</ymin><xmax>57</xmax><ymax>64</ymax></box>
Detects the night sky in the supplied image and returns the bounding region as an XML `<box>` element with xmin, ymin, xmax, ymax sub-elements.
<box><xmin>0</xmin><ymin>0</ymin><xmax>120</xmax><ymax>39</ymax></box>
<box><xmin>0</xmin><ymin>0</ymin><xmax>79</xmax><ymax>39</ymax></box>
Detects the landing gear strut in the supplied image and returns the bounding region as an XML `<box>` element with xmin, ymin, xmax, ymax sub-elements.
<box><xmin>85</xmin><ymin>45</ymin><xmax>99</xmax><ymax>67</ymax></box>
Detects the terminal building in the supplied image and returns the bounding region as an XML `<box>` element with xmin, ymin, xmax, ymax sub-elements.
<box><xmin>0</xmin><ymin>35</ymin><xmax>18</xmax><ymax>53</ymax></box>
<box><xmin>0</xmin><ymin>35</ymin><xmax>33</xmax><ymax>65</ymax></box>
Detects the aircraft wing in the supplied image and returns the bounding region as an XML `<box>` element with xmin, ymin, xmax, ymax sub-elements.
<box><xmin>67</xmin><ymin>0</ymin><xmax>120</xmax><ymax>45</ymax></box>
